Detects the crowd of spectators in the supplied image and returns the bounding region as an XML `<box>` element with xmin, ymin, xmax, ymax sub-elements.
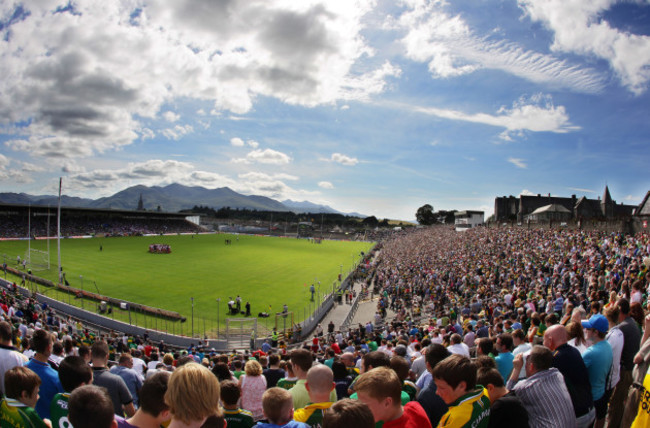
<box><xmin>1</xmin><ymin>225</ymin><xmax>650</xmax><ymax>428</ymax></box>
<box><xmin>0</xmin><ymin>213</ymin><xmax>202</xmax><ymax>238</ymax></box>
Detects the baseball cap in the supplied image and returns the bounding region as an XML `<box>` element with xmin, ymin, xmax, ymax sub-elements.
<box><xmin>581</xmin><ymin>314</ymin><xmax>609</xmax><ymax>333</ymax></box>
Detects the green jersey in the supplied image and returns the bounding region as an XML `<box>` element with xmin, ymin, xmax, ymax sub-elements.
<box><xmin>276</xmin><ymin>377</ymin><xmax>298</xmax><ymax>390</ymax></box>
<box><xmin>50</xmin><ymin>393</ymin><xmax>71</xmax><ymax>428</ymax></box>
<box><xmin>222</xmin><ymin>408</ymin><xmax>255</xmax><ymax>428</ymax></box>
<box><xmin>1</xmin><ymin>398</ymin><xmax>48</xmax><ymax>428</ymax></box>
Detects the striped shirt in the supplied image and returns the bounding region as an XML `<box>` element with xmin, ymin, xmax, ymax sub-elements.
<box><xmin>507</xmin><ymin>368</ymin><xmax>576</xmax><ymax>428</ymax></box>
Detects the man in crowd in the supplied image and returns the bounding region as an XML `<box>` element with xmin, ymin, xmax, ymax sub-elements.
<box><xmin>608</xmin><ymin>298</ymin><xmax>642</xmax><ymax>428</ymax></box>
<box><xmin>507</xmin><ymin>346</ymin><xmax>576</xmax><ymax>427</ymax></box>
<box><xmin>91</xmin><ymin>341</ymin><xmax>135</xmax><ymax>417</ymax></box>
<box><xmin>543</xmin><ymin>324</ymin><xmax>594</xmax><ymax>427</ymax></box>
<box><xmin>25</xmin><ymin>329</ymin><xmax>64</xmax><ymax>419</ymax></box>
<box><xmin>110</xmin><ymin>353</ymin><xmax>144</xmax><ymax>408</ymax></box>
<box><xmin>581</xmin><ymin>314</ymin><xmax>613</xmax><ymax>428</ymax></box>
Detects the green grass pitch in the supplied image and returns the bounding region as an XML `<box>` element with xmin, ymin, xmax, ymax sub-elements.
<box><xmin>0</xmin><ymin>234</ymin><xmax>374</xmax><ymax>337</ymax></box>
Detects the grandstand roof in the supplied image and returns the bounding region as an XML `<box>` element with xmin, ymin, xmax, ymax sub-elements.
<box><xmin>0</xmin><ymin>202</ymin><xmax>191</xmax><ymax>219</ymax></box>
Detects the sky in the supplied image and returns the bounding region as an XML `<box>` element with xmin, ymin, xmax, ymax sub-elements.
<box><xmin>0</xmin><ymin>0</ymin><xmax>649</xmax><ymax>221</ymax></box>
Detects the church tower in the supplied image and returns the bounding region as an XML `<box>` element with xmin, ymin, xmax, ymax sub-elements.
<box><xmin>601</xmin><ymin>185</ymin><xmax>614</xmax><ymax>218</ymax></box>
<box><xmin>137</xmin><ymin>193</ymin><xmax>144</xmax><ymax>211</ymax></box>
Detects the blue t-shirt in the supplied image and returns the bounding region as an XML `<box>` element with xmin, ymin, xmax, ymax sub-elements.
<box><xmin>254</xmin><ymin>421</ymin><xmax>309</xmax><ymax>428</ymax></box>
<box><xmin>495</xmin><ymin>351</ymin><xmax>514</xmax><ymax>381</ymax></box>
<box><xmin>25</xmin><ymin>358</ymin><xmax>63</xmax><ymax>419</ymax></box>
<box><xmin>582</xmin><ymin>340</ymin><xmax>613</xmax><ymax>401</ymax></box>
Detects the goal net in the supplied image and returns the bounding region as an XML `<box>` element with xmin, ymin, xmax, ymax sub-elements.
<box><xmin>26</xmin><ymin>248</ymin><xmax>50</xmax><ymax>272</ymax></box>
<box><xmin>225</xmin><ymin>318</ymin><xmax>258</xmax><ymax>350</ymax></box>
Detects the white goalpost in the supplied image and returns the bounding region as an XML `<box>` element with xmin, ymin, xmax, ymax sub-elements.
<box><xmin>25</xmin><ymin>205</ymin><xmax>52</xmax><ymax>272</ymax></box>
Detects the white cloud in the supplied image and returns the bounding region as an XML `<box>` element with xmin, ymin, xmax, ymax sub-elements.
<box><xmin>340</xmin><ymin>105</ymin><xmax>350</xmax><ymax>110</ymax></box>
<box><xmin>520</xmin><ymin>189</ymin><xmax>535</xmax><ymax>196</ymax></box>
<box><xmin>519</xmin><ymin>0</ymin><xmax>650</xmax><ymax>94</ymax></box>
<box><xmin>239</xmin><ymin>172</ymin><xmax>299</xmax><ymax>181</ymax></box>
<box><xmin>140</xmin><ymin>128</ymin><xmax>155</xmax><ymax>140</ymax></box>
<box><xmin>0</xmin><ymin>1</ymin><xmax>397</xmax><ymax>159</ymax></box>
<box><xmin>230</xmin><ymin>137</ymin><xmax>245</xmax><ymax>147</ymax></box>
<box><xmin>397</xmin><ymin>0</ymin><xmax>605</xmax><ymax>93</ymax></box>
<box><xmin>331</xmin><ymin>153</ymin><xmax>359</xmax><ymax>166</ymax></box>
<box><xmin>247</xmin><ymin>140</ymin><xmax>259</xmax><ymax>148</ymax></box>
<box><xmin>318</xmin><ymin>181</ymin><xmax>334</xmax><ymax>189</ymax></box>
<box><xmin>508</xmin><ymin>157</ymin><xmax>527</xmax><ymax>169</ymax></box>
<box><xmin>567</xmin><ymin>187</ymin><xmax>595</xmax><ymax>194</ymax></box>
<box><xmin>163</xmin><ymin>111</ymin><xmax>180</xmax><ymax>122</ymax></box>
<box><xmin>236</xmin><ymin>148</ymin><xmax>292</xmax><ymax>165</ymax></box>
<box><xmin>409</xmin><ymin>94</ymin><xmax>579</xmax><ymax>140</ymax></box>
<box><xmin>66</xmin><ymin>159</ymin><xmax>194</xmax><ymax>192</ymax></box>
<box><xmin>162</xmin><ymin>124</ymin><xmax>194</xmax><ymax>140</ymax></box>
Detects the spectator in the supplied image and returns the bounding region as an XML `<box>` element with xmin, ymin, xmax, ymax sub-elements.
<box><xmin>257</xmin><ymin>387</ymin><xmax>308</xmax><ymax>428</ymax></box>
<box><xmin>289</xmin><ymin>349</ymin><xmax>336</xmax><ymax>410</ymax></box>
<box><xmin>355</xmin><ymin>367</ymin><xmax>431</xmax><ymax>427</ymax></box>
<box><xmin>91</xmin><ymin>341</ymin><xmax>135</xmax><ymax>418</ymax></box>
<box><xmin>543</xmin><ymin>324</ymin><xmax>594</xmax><ymax>427</ymax></box>
<box><xmin>220</xmin><ymin>380</ymin><xmax>254</xmax><ymax>428</ymax></box>
<box><xmin>476</xmin><ymin>367</ymin><xmax>528</xmax><ymax>428</ymax></box>
<box><xmin>111</xmin><ymin>353</ymin><xmax>144</xmax><ymax>408</ymax></box>
<box><xmin>444</xmin><ymin>333</ymin><xmax>467</xmax><ymax>358</ymax></box>
<box><xmin>416</xmin><ymin>344</ymin><xmax>450</xmax><ymax>427</ymax></box>
<box><xmin>293</xmin><ymin>365</ymin><xmax>335</xmax><ymax>427</ymax></box>
<box><xmin>0</xmin><ymin>320</ymin><xmax>27</xmax><ymax>396</ymax></box>
<box><xmin>1</xmin><ymin>366</ymin><xmax>49</xmax><ymax>428</ymax></box>
<box><xmin>239</xmin><ymin>359</ymin><xmax>266</xmax><ymax>421</ymax></box>
<box><xmin>51</xmin><ymin>356</ymin><xmax>93</xmax><ymax>428</ymax></box>
<box><xmin>507</xmin><ymin>346</ymin><xmax>576</xmax><ymax>428</ymax></box>
<box><xmin>494</xmin><ymin>333</ymin><xmax>514</xmax><ymax>382</ymax></box>
<box><xmin>25</xmin><ymin>329</ymin><xmax>64</xmax><ymax>420</ymax></box>
<box><xmin>68</xmin><ymin>385</ymin><xmax>116</xmax><ymax>428</ymax></box>
<box><xmin>321</xmin><ymin>399</ymin><xmax>374</xmax><ymax>428</ymax></box>
<box><xmin>580</xmin><ymin>314</ymin><xmax>613</xmax><ymax>428</ymax></box>
<box><xmin>121</xmin><ymin>371</ymin><xmax>172</xmax><ymax>428</ymax></box>
<box><xmin>608</xmin><ymin>298</ymin><xmax>642</xmax><ymax>428</ymax></box>
<box><xmin>431</xmin><ymin>354</ymin><xmax>490</xmax><ymax>428</ymax></box>
<box><xmin>263</xmin><ymin>354</ymin><xmax>285</xmax><ymax>388</ymax></box>
<box><xmin>164</xmin><ymin>363</ymin><xmax>221</xmax><ymax>428</ymax></box>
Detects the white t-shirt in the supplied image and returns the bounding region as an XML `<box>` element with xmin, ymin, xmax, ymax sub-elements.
<box><xmin>606</xmin><ymin>327</ymin><xmax>624</xmax><ymax>389</ymax></box>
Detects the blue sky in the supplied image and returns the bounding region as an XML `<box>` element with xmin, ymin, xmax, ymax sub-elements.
<box><xmin>0</xmin><ymin>0</ymin><xmax>649</xmax><ymax>221</ymax></box>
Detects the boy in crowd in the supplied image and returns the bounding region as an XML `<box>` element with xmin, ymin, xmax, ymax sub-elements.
<box><xmin>256</xmin><ymin>387</ymin><xmax>309</xmax><ymax>428</ymax></box>
<box><xmin>475</xmin><ymin>367</ymin><xmax>528</xmax><ymax>428</ymax></box>
<box><xmin>120</xmin><ymin>371</ymin><xmax>172</xmax><ymax>428</ymax></box>
<box><xmin>322</xmin><ymin>399</ymin><xmax>374</xmax><ymax>428</ymax></box>
<box><xmin>432</xmin><ymin>355</ymin><xmax>490</xmax><ymax>428</ymax></box>
<box><xmin>68</xmin><ymin>385</ymin><xmax>117</xmax><ymax>428</ymax></box>
<box><xmin>277</xmin><ymin>362</ymin><xmax>298</xmax><ymax>390</ymax></box>
<box><xmin>50</xmin><ymin>356</ymin><xmax>93</xmax><ymax>428</ymax></box>
<box><xmin>1</xmin><ymin>366</ymin><xmax>50</xmax><ymax>428</ymax></box>
<box><xmin>355</xmin><ymin>367</ymin><xmax>431</xmax><ymax>428</ymax></box>
<box><xmin>164</xmin><ymin>363</ymin><xmax>221</xmax><ymax>428</ymax></box>
<box><xmin>220</xmin><ymin>380</ymin><xmax>254</xmax><ymax>428</ymax></box>
<box><xmin>293</xmin><ymin>365</ymin><xmax>335</xmax><ymax>427</ymax></box>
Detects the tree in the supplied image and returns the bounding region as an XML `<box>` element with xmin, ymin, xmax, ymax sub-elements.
<box><xmin>416</xmin><ymin>204</ymin><xmax>436</xmax><ymax>225</ymax></box>
<box><xmin>362</xmin><ymin>216</ymin><xmax>379</xmax><ymax>228</ymax></box>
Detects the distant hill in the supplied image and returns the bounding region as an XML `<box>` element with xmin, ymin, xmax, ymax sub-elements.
<box><xmin>0</xmin><ymin>184</ymin><xmax>363</xmax><ymax>216</ymax></box>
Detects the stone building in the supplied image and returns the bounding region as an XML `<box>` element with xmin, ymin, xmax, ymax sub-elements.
<box><xmin>494</xmin><ymin>186</ymin><xmax>636</xmax><ymax>223</ymax></box>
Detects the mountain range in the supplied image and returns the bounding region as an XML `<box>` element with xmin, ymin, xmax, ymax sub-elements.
<box><xmin>0</xmin><ymin>184</ymin><xmax>366</xmax><ymax>217</ymax></box>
